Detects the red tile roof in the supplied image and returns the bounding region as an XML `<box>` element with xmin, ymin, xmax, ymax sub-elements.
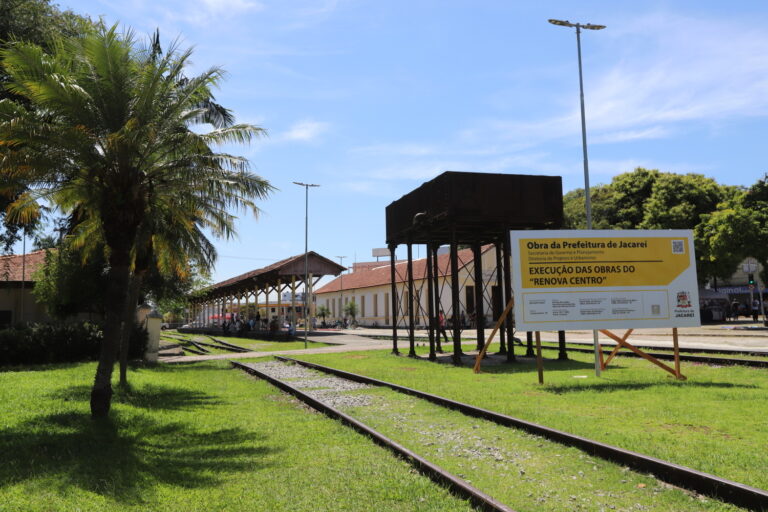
<box><xmin>0</xmin><ymin>250</ymin><xmax>47</xmax><ymax>283</ymax></box>
<box><xmin>315</xmin><ymin>246</ymin><xmax>491</xmax><ymax>294</ymax></box>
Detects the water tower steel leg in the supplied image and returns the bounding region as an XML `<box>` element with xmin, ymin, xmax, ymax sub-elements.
<box><xmin>407</xmin><ymin>243</ymin><xmax>416</xmax><ymax>357</ymax></box>
<box><xmin>450</xmin><ymin>232</ymin><xmax>463</xmax><ymax>365</ymax></box>
<box><xmin>473</xmin><ymin>243</ymin><xmax>485</xmax><ymax>351</ymax></box>
<box><xmin>502</xmin><ymin>231</ymin><xmax>516</xmax><ymax>362</ymax></box>
<box><xmin>495</xmin><ymin>241</ymin><xmax>507</xmax><ymax>354</ymax></box>
<box><xmin>389</xmin><ymin>244</ymin><xmax>399</xmax><ymax>355</ymax></box>
<box><xmin>432</xmin><ymin>244</ymin><xmax>444</xmax><ymax>353</ymax></box>
<box><xmin>426</xmin><ymin>243</ymin><xmax>436</xmax><ymax>361</ymax></box>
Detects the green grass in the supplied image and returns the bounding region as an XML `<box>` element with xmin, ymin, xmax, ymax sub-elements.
<box><xmin>0</xmin><ymin>361</ymin><xmax>473</xmax><ymax>511</ymax></box>
<box><xmin>537</xmin><ymin>341</ymin><xmax>768</xmax><ymax>362</ymax></box>
<box><xmin>162</xmin><ymin>332</ymin><xmax>332</xmax><ymax>354</ymax></box>
<box><xmin>340</xmin><ymin>387</ymin><xmax>741</xmax><ymax>511</ymax></box>
<box><xmin>292</xmin><ymin>349</ymin><xmax>768</xmax><ymax>491</ymax></box>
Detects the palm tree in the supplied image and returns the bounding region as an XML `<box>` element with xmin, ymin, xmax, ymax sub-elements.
<box><xmin>316</xmin><ymin>304</ymin><xmax>330</xmax><ymax>326</ymax></box>
<box><xmin>0</xmin><ymin>25</ymin><xmax>272</xmax><ymax>417</ymax></box>
<box><xmin>343</xmin><ymin>300</ymin><xmax>359</xmax><ymax>326</ymax></box>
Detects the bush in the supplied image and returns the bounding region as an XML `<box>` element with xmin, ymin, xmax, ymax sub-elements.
<box><xmin>0</xmin><ymin>321</ymin><xmax>148</xmax><ymax>366</ymax></box>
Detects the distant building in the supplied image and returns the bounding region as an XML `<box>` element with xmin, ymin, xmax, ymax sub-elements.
<box><xmin>314</xmin><ymin>246</ymin><xmax>503</xmax><ymax>328</ymax></box>
<box><xmin>0</xmin><ymin>250</ymin><xmax>49</xmax><ymax>327</ymax></box>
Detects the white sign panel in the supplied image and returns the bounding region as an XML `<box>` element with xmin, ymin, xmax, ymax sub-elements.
<box><xmin>510</xmin><ymin>230</ymin><xmax>700</xmax><ymax>331</ymax></box>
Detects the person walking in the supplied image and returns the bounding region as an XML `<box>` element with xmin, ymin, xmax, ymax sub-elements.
<box><xmin>437</xmin><ymin>311</ymin><xmax>449</xmax><ymax>345</ymax></box>
<box><xmin>752</xmin><ymin>299</ymin><xmax>761</xmax><ymax>322</ymax></box>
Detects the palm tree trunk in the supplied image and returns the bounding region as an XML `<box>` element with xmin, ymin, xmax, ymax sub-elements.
<box><xmin>119</xmin><ymin>272</ymin><xmax>144</xmax><ymax>387</ymax></box>
<box><xmin>90</xmin><ymin>253</ymin><xmax>132</xmax><ymax>417</ymax></box>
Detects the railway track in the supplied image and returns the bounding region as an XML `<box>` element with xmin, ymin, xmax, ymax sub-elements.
<box><xmin>535</xmin><ymin>342</ymin><xmax>768</xmax><ymax>368</ymax></box>
<box><xmin>232</xmin><ymin>359</ymin><xmax>514</xmax><ymax>512</ymax></box>
<box><xmin>233</xmin><ymin>357</ymin><xmax>768</xmax><ymax>511</ymax></box>
<box><xmin>370</xmin><ymin>334</ymin><xmax>768</xmax><ymax>368</ymax></box>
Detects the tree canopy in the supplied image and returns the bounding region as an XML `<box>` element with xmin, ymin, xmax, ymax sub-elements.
<box><xmin>0</xmin><ymin>0</ymin><xmax>92</xmax><ymax>252</ymax></box>
<box><xmin>0</xmin><ymin>24</ymin><xmax>272</xmax><ymax>416</ymax></box>
<box><xmin>563</xmin><ymin>168</ymin><xmax>764</xmax><ymax>286</ymax></box>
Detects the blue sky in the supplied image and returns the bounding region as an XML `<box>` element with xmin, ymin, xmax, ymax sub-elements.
<box><xmin>55</xmin><ymin>0</ymin><xmax>768</xmax><ymax>283</ymax></box>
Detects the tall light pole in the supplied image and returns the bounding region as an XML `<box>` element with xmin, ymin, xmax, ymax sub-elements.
<box><xmin>549</xmin><ymin>18</ymin><xmax>605</xmax><ymax>376</ymax></box>
<box><xmin>294</xmin><ymin>181</ymin><xmax>320</xmax><ymax>348</ymax></box>
<box><xmin>336</xmin><ymin>255</ymin><xmax>346</xmax><ymax>325</ymax></box>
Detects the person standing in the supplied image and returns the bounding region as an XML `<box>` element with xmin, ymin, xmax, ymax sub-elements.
<box><xmin>437</xmin><ymin>311</ymin><xmax>449</xmax><ymax>344</ymax></box>
<box><xmin>752</xmin><ymin>299</ymin><xmax>761</xmax><ymax>322</ymax></box>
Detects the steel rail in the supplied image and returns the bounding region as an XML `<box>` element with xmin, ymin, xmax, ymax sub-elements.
<box><xmin>230</xmin><ymin>360</ymin><xmax>516</xmax><ymax>512</ymax></box>
<box><xmin>277</xmin><ymin>356</ymin><xmax>768</xmax><ymax>511</ymax></box>
<box><xmin>536</xmin><ymin>343</ymin><xmax>768</xmax><ymax>368</ymax></box>
<box><xmin>205</xmin><ymin>336</ymin><xmax>251</xmax><ymax>352</ymax></box>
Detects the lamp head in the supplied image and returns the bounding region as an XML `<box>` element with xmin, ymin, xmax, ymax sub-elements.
<box><xmin>548</xmin><ymin>18</ymin><xmax>574</xmax><ymax>27</ymax></box>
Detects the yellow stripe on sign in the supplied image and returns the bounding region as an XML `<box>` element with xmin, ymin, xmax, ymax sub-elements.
<box><xmin>519</xmin><ymin>237</ymin><xmax>690</xmax><ymax>288</ymax></box>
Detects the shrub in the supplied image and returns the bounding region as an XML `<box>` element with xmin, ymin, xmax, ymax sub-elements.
<box><xmin>0</xmin><ymin>321</ymin><xmax>148</xmax><ymax>366</ymax></box>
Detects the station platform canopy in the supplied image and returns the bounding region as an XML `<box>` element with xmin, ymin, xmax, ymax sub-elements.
<box><xmin>197</xmin><ymin>251</ymin><xmax>346</xmax><ymax>301</ymax></box>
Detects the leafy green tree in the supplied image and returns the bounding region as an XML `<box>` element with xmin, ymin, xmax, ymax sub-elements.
<box><xmin>740</xmin><ymin>173</ymin><xmax>768</xmax><ymax>284</ymax></box>
<box><xmin>31</xmin><ymin>245</ymin><xmax>108</xmax><ymax>320</ymax></box>
<box><xmin>694</xmin><ymin>206</ymin><xmax>756</xmax><ymax>286</ymax></box>
<box><xmin>562</xmin><ymin>184</ymin><xmax>614</xmax><ymax>229</ymax></box>
<box><xmin>316</xmin><ymin>304</ymin><xmax>330</xmax><ymax>325</ymax></box>
<box><xmin>0</xmin><ymin>26</ymin><xmax>272</xmax><ymax>417</ymax></box>
<box><xmin>639</xmin><ymin>173</ymin><xmax>737</xmax><ymax>230</ymax></box>
<box><xmin>605</xmin><ymin>168</ymin><xmax>660</xmax><ymax>229</ymax></box>
<box><xmin>343</xmin><ymin>300</ymin><xmax>359</xmax><ymax>324</ymax></box>
<box><xmin>0</xmin><ymin>0</ymin><xmax>91</xmax><ymax>252</ymax></box>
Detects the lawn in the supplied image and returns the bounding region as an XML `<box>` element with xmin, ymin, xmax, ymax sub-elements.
<box><xmin>0</xmin><ymin>361</ymin><xmax>472</xmax><ymax>512</ymax></box>
<box><xmin>291</xmin><ymin>348</ymin><xmax>768</xmax><ymax>491</ymax></box>
<box><xmin>162</xmin><ymin>331</ymin><xmax>332</xmax><ymax>354</ymax></box>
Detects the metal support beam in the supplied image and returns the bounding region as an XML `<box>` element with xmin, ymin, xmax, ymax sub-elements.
<box><xmin>502</xmin><ymin>230</ymin><xmax>516</xmax><ymax>362</ymax></box>
<box><xmin>450</xmin><ymin>232</ymin><xmax>463</xmax><ymax>365</ymax></box>
<box><xmin>389</xmin><ymin>244</ymin><xmax>399</xmax><ymax>355</ymax></box>
<box><xmin>407</xmin><ymin>243</ymin><xmax>416</xmax><ymax>357</ymax></box>
<box><xmin>473</xmin><ymin>243</ymin><xmax>485</xmax><ymax>351</ymax></box>
<box><xmin>426</xmin><ymin>243</ymin><xmax>436</xmax><ymax>361</ymax></box>
<box><xmin>432</xmin><ymin>244</ymin><xmax>444</xmax><ymax>353</ymax></box>
<box><xmin>495</xmin><ymin>241</ymin><xmax>507</xmax><ymax>354</ymax></box>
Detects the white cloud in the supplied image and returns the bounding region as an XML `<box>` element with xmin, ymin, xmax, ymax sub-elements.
<box><xmin>281</xmin><ymin>120</ymin><xmax>330</xmax><ymax>142</ymax></box>
<box><xmin>464</xmin><ymin>13</ymin><xmax>768</xmax><ymax>150</ymax></box>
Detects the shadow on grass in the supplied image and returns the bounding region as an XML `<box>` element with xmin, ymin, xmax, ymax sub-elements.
<box><xmin>51</xmin><ymin>383</ymin><xmax>228</xmax><ymax>410</ymax></box>
<box><xmin>0</xmin><ymin>410</ymin><xmax>276</xmax><ymax>504</ymax></box>
<box><xmin>0</xmin><ymin>362</ymin><xmax>90</xmax><ymax>373</ymax></box>
<box><xmin>543</xmin><ymin>380</ymin><xmax>759</xmax><ymax>395</ymax></box>
<box><xmin>429</xmin><ymin>354</ymin><xmax>599</xmax><ymax>373</ymax></box>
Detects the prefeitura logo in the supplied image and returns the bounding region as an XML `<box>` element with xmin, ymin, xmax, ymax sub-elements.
<box><xmin>676</xmin><ymin>291</ymin><xmax>692</xmax><ymax>308</ymax></box>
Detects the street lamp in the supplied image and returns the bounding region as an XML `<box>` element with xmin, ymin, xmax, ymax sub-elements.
<box><xmin>336</xmin><ymin>255</ymin><xmax>346</xmax><ymax>326</ymax></box>
<box><xmin>548</xmin><ymin>18</ymin><xmax>605</xmax><ymax>229</ymax></box>
<box><xmin>549</xmin><ymin>18</ymin><xmax>605</xmax><ymax>376</ymax></box>
<box><xmin>294</xmin><ymin>181</ymin><xmax>320</xmax><ymax>348</ymax></box>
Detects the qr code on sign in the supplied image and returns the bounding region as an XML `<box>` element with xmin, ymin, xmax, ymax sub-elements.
<box><xmin>671</xmin><ymin>240</ymin><xmax>685</xmax><ymax>254</ymax></box>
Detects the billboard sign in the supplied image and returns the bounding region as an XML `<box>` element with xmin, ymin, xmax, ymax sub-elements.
<box><xmin>510</xmin><ymin>230</ymin><xmax>700</xmax><ymax>331</ymax></box>
<box><xmin>372</xmin><ymin>248</ymin><xmax>390</xmax><ymax>258</ymax></box>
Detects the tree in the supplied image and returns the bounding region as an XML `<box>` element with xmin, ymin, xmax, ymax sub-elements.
<box><xmin>562</xmin><ymin>168</ymin><xmax>743</xmax><ymax>282</ymax></box>
<box><xmin>31</xmin><ymin>245</ymin><xmax>108</xmax><ymax>320</ymax></box>
<box><xmin>639</xmin><ymin>173</ymin><xmax>737</xmax><ymax>230</ymax></box>
<box><xmin>316</xmin><ymin>304</ymin><xmax>330</xmax><ymax>325</ymax></box>
<box><xmin>343</xmin><ymin>300</ymin><xmax>359</xmax><ymax>325</ymax></box>
<box><xmin>694</xmin><ymin>206</ymin><xmax>756</xmax><ymax>286</ymax></box>
<box><xmin>0</xmin><ymin>26</ymin><xmax>272</xmax><ymax>417</ymax></box>
<box><xmin>0</xmin><ymin>0</ymin><xmax>91</xmax><ymax>253</ymax></box>
<box><xmin>739</xmin><ymin>173</ymin><xmax>768</xmax><ymax>285</ymax></box>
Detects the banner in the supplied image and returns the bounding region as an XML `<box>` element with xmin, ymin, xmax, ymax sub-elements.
<box><xmin>510</xmin><ymin>230</ymin><xmax>701</xmax><ymax>331</ymax></box>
